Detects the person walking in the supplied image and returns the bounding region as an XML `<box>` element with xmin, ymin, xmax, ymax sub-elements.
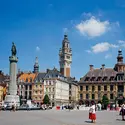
<box><xmin>121</xmin><ymin>102</ymin><xmax>125</xmax><ymax>121</ymax></box>
<box><xmin>89</xmin><ymin>102</ymin><xmax>96</xmax><ymax>123</ymax></box>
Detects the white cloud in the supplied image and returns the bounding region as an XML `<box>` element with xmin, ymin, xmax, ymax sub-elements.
<box><xmin>36</xmin><ymin>46</ymin><xmax>40</xmax><ymax>51</ymax></box>
<box><xmin>91</xmin><ymin>42</ymin><xmax>119</xmax><ymax>53</ymax></box>
<box><xmin>105</xmin><ymin>54</ymin><xmax>112</xmax><ymax>59</ymax></box>
<box><xmin>118</xmin><ymin>40</ymin><xmax>125</xmax><ymax>44</ymax></box>
<box><xmin>85</xmin><ymin>50</ymin><xmax>92</xmax><ymax>53</ymax></box>
<box><xmin>76</xmin><ymin>16</ymin><xmax>110</xmax><ymax>37</ymax></box>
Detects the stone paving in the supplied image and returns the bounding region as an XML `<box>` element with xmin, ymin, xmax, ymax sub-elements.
<box><xmin>0</xmin><ymin>110</ymin><xmax>124</xmax><ymax>125</ymax></box>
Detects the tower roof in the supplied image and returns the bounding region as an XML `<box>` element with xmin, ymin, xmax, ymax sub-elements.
<box><xmin>63</xmin><ymin>34</ymin><xmax>69</xmax><ymax>43</ymax></box>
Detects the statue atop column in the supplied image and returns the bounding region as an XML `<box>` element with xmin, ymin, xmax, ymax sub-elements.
<box><xmin>11</xmin><ymin>42</ymin><xmax>17</xmax><ymax>56</ymax></box>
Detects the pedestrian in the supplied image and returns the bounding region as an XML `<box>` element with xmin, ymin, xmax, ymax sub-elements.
<box><xmin>121</xmin><ymin>102</ymin><xmax>125</xmax><ymax>121</ymax></box>
<box><xmin>89</xmin><ymin>102</ymin><xmax>96</xmax><ymax>123</ymax></box>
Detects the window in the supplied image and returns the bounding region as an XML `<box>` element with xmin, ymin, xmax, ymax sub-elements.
<box><xmin>110</xmin><ymin>94</ymin><xmax>113</xmax><ymax>99</ymax></box>
<box><xmin>49</xmin><ymin>88</ymin><xmax>51</xmax><ymax>92</ymax></box>
<box><xmin>110</xmin><ymin>85</ymin><xmax>113</xmax><ymax>91</ymax></box>
<box><xmin>36</xmin><ymin>85</ymin><xmax>38</xmax><ymax>88</ymax></box>
<box><xmin>98</xmin><ymin>93</ymin><xmax>101</xmax><ymax>99</ymax></box>
<box><xmin>29</xmin><ymin>85</ymin><xmax>32</xmax><ymax>90</ymax></box>
<box><xmin>80</xmin><ymin>86</ymin><xmax>83</xmax><ymax>91</ymax></box>
<box><xmin>40</xmin><ymin>85</ymin><xmax>42</xmax><ymax>88</ymax></box>
<box><xmin>104</xmin><ymin>85</ymin><xmax>107</xmax><ymax>91</ymax></box>
<box><xmin>86</xmin><ymin>94</ymin><xmax>89</xmax><ymax>99</ymax></box>
<box><xmin>98</xmin><ymin>86</ymin><xmax>101</xmax><ymax>91</ymax></box>
<box><xmin>67</xmin><ymin>56</ymin><xmax>70</xmax><ymax>59</ymax></box>
<box><xmin>92</xmin><ymin>94</ymin><xmax>95</xmax><ymax>99</ymax></box>
<box><xmin>80</xmin><ymin>94</ymin><xmax>83</xmax><ymax>99</ymax></box>
<box><xmin>40</xmin><ymin>91</ymin><xmax>42</xmax><ymax>94</ymax></box>
<box><xmin>53</xmin><ymin>88</ymin><xmax>55</xmax><ymax>91</ymax></box>
<box><xmin>86</xmin><ymin>86</ymin><xmax>88</xmax><ymax>91</ymax></box>
<box><xmin>53</xmin><ymin>95</ymin><xmax>54</xmax><ymax>99</ymax></box>
<box><xmin>26</xmin><ymin>78</ymin><xmax>28</xmax><ymax>82</ymax></box>
<box><xmin>30</xmin><ymin>78</ymin><xmax>32</xmax><ymax>82</ymax></box>
<box><xmin>92</xmin><ymin>86</ymin><xmax>95</xmax><ymax>91</ymax></box>
<box><xmin>35</xmin><ymin>91</ymin><xmax>37</xmax><ymax>94</ymax></box>
<box><xmin>25</xmin><ymin>85</ymin><xmax>28</xmax><ymax>90</ymax></box>
<box><xmin>49</xmin><ymin>81</ymin><xmax>51</xmax><ymax>85</ymax></box>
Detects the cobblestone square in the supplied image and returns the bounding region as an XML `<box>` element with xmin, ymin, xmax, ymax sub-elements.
<box><xmin>0</xmin><ymin>110</ymin><xmax>124</xmax><ymax>125</ymax></box>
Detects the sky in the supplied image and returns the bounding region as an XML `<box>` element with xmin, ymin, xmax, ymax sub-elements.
<box><xmin>1</xmin><ymin>0</ymin><xmax>125</xmax><ymax>80</ymax></box>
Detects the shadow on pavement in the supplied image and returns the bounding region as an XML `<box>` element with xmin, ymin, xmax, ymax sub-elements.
<box><xmin>116</xmin><ymin>119</ymin><xmax>124</xmax><ymax>121</ymax></box>
<box><xmin>85</xmin><ymin>121</ymin><xmax>92</xmax><ymax>123</ymax></box>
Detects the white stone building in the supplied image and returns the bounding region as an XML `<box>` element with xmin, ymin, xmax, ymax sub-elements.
<box><xmin>44</xmin><ymin>68</ymin><xmax>69</xmax><ymax>106</ymax></box>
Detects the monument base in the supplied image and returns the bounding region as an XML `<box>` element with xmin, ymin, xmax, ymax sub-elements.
<box><xmin>4</xmin><ymin>95</ymin><xmax>20</xmax><ymax>107</ymax></box>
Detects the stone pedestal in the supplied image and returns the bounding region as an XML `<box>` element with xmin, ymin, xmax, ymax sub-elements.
<box><xmin>5</xmin><ymin>95</ymin><xmax>20</xmax><ymax>106</ymax></box>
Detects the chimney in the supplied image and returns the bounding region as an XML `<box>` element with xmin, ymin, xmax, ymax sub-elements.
<box><xmin>89</xmin><ymin>65</ymin><xmax>94</xmax><ymax>70</ymax></box>
<box><xmin>0</xmin><ymin>70</ymin><xmax>2</xmax><ymax>74</ymax></box>
<box><xmin>102</xmin><ymin>64</ymin><xmax>105</xmax><ymax>69</ymax></box>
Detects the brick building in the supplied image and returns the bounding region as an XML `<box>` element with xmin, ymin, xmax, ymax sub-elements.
<box><xmin>78</xmin><ymin>49</ymin><xmax>125</xmax><ymax>106</ymax></box>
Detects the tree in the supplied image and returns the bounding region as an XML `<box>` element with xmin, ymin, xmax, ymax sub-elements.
<box><xmin>43</xmin><ymin>94</ymin><xmax>50</xmax><ymax>104</ymax></box>
<box><xmin>102</xmin><ymin>95</ymin><xmax>109</xmax><ymax>109</ymax></box>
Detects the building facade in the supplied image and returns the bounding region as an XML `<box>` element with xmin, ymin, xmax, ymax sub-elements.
<box><xmin>68</xmin><ymin>77</ymin><xmax>79</xmax><ymax>103</ymax></box>
<box><xmin>0</xmin><ymin>71</ymin><xmax>8</xmax><ymax>102</ymax></box>
<box><xmin>43</xmin><ymin>68</ymin><xmax>69</xmax><ymax>106</ymax></box>
<box><xmin>78</xmin><ymin>49</ymin><xmax>125</xmax><ymax>106</ymax></box>
<box><xmin>32</xmin><ymin>72</ymin><xmax>45</xmax><ymax>105</ymax></box>
<box><xmin>17</xmin><ymin>72</ymin><xmax>37</xmax><ymax>104</ymax></box>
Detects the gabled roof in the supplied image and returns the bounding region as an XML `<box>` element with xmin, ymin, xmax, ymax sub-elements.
<box><xmin>35</xmin><ymin>72</ymin><xmax>46</xmax><ymax>82</ymax></box>
<box><xmin>19</xmin><ymin>72</ymin><xmax>37</xmax><ymax>82</ymax></box>
<box><xmin>79</xmin><ymin>68</ymin><xmax>117</xmax><ymax>83</ymax></box>
<box><xmin>44</xmin><ymin>67</ymin><xmax>63</xmax><ymax>79</ymax></box>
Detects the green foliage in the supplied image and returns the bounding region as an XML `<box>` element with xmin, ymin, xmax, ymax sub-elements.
<box><xmin>43</xmin><ymin>94</ymin><xmax>50</xmax><ymax>104</ymax></box>
<box><xmin>102</xmin><ymin>95</ymin><xmax>109</xmax><ymax>106</ymax></box>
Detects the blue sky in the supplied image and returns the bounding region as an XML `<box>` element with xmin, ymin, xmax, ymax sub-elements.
<box><xmin>1</xmin><ymin>0</ymin><xmax>125</xmax><ymax>80</ymax></box>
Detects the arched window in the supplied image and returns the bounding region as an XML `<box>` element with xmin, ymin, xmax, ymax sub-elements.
<box><xmin>30</xmin><ymin>78</ymin><xmax>32</xmax><ymax>82</ymax></box>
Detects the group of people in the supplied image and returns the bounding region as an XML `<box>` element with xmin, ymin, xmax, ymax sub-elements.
<box><xmin>89</xmin><ymin>101</ymin><xmax>125</xmax><ymax>123</ymax></box>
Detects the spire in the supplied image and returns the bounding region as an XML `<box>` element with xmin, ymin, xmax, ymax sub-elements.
<box><xmin>117</xmin><ymin>49</ymin><xmax>123</xmax><ymax>63</ymax></box>
<box><xmin>33</xmin><ymin>57</ymin><xmax>39</xmax><ymax>73</ymax></box>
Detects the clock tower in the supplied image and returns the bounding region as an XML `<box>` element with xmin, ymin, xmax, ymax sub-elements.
<box><xmin>59</xmin><ymin>34</ymin><xmax>72</xmax><ymax>77</ymax></box>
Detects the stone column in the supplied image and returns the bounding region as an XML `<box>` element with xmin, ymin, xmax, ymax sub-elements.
<box><xmin>9</xmin><ymin>56</ymin><xmax>18</xmax><ymax>95</ymax></box>
<box><xmin>27</xmin><ymin>85</ymin><xmax>29</xmax><ymax>99</ymax></box>
<box><xmin>4</xmin><ymin>43</ymin><xmax>20</xmax><ymax>106</ymax></box>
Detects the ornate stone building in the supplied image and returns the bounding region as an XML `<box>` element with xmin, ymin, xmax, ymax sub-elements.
<box><xmin>78</xmin><ymin>49</ymin><xmax>125</xmax><ymax>105</ymax></box>
<box><xmin>17</xmin><ymin>72</ymin><xmax>37</xmax><ymax>104</ymax></box>
<box><xmin>59</xmin><ymin>34</ymin><xmax>72</xmax><ymax>77</ymax></box>
<box><xmin>32</xmin><ymin>72</ymin><xmax>45</xmax><ymax>105</ymax></box>
<box><xmin>59</xmin><ymin>34</ymin><xmax>78</xmax><ymax>104</ymax></box>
